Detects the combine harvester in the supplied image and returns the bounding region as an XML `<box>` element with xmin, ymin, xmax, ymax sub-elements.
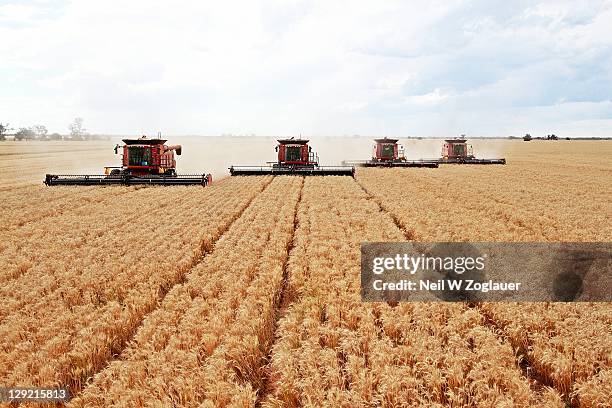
<box><xmin>229</xmin><ymin>138</ymin><xmax>355</xmax><ymax>177</ymax></box>
<box><xmin>44</xmin><ymin>136</ymin><xmax>213</xmax><ymax>186</ymax></box>
<box><xmin>436</xmin><ymin>137</ymin><xmax>506</xmax><ymax>165</ymax></box>
<box><xmin>343</xmin><ymin>137</ymin><xmax>438</xmax><ymax>168</ymax></box>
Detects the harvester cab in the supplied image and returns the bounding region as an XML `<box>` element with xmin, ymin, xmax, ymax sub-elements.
<box><xmin>343</xmin><ymin>137</ymin><xmax>438</xmax><ymax>168</ymax></box>
<box><xmin>229</xmin><ymin>138</ymin><xmax>355</xmax><ymax>176</ymax></box>
<box><xmin>274</xmin><ymin>138</ymin><xmax>318</xmax><ymax>167</ymax></box>
<box><xmin>113</xmin><ymin>137</ymin><xmax>181</xmax><ymax>177</ymax></box>
<box><xmin>373</xmin><ymin>138</ymin><xmax>402</xmax><ymax>161</ymax></box>
<box><xmin>442</xmin><ymin>139</ymin><xmax>474</xmax><ymax>160</ymax></box>
<box><xmin>44</xmin><ymin>136</ymin><xmax>213</xmax><ymax>186</ymax></box>
<box><xmin>439</xmin><ymin>137</ymin><xmax>506</xmax><ymax>164</ymax></box>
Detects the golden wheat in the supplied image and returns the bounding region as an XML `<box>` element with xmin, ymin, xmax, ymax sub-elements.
<box><xmin>0</xmin><ymin>176</ymin><xmax>271</xmax><ymax>396</ymax></box>
<box><xmin>262</xmin><ymin>177</ymin><xmax>559</xmax><ymax>407</ymax></box>
<box><xmin>354</xmin><ymin>140</ymin><xmax>612</xmax><ymax>404</ymax></box>
<box><xmin>69</xmin><ymin>176</ymin><xmax>302</xmax><ymax>407</ymax></box>
<box><xmin>0</xmin><ymin>140</ymin><xmax>609</xmax><ymax>407</ymax></box>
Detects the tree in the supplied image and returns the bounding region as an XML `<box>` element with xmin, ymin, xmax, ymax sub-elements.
<box><xmin>0</xmin><ymin>122</ymin><xmax>10</xmax><ymax>141</ymax></box>
<box><xmin>14</xmin><ymin>127</ymin><xmax>35</xmax><ymax>141</ymax></box>
<box><xmin>33</xmin><ymin>125</ymin><xmax>48</xmax><ymax>140</ymax></box>
<box><xmin>69</xmin><ymin>117</ymin><xmax>86</xmax><ymax>140</ymax></box>
<box><xmin>49</xmin><ymin>132</ymin><xmax>62</xmax><ymax>140</ymax></box>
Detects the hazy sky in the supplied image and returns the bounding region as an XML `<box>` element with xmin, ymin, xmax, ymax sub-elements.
<box><xmin>1</xmin><ymin>0</ymin><xmax>611</xmax><ymax>137</ymax></box>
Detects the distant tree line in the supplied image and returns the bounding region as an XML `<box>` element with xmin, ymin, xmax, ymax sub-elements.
<box><xmin>0</xmin><ymin>118</ymin><xmax>109</xmax><ymax>141</ymax></box>
<box><xmin>521</xmin><ymin>133</ymin><xmax>571</xmax><ymax>141</ymax></box>
<box><xmin>0</xmin><ymin>122</ymin><xmax>10</xmax><ymax>141</ymax></box>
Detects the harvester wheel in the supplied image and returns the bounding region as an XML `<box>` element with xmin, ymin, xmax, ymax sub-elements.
<box><xmin>109</xmin><ymin>169</ymin><xmax>121</xmax><ymax>176</ymax></box>
<box><xmin>165</xmin><ymin>169</ymin><xmax>176</xmax><ymax>176</ymax></box>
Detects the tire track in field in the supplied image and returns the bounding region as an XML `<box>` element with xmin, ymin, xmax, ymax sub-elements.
<box><xmin>353</xmin><ymin>177</ymin><xmax>416</xmax><ymax>240</ymax></box>
<box><xmin>354</xmin><ymin>176</ymin><xmax>570</xmax><ymax>405</ymax></box>
<box><xmin>257</xmin><ymin>176</ymin><xmax>304</xmax><ymax>407</ymax></box>
<box><xmin>66</xmin><ymin>176</ymin><xmax>275</xmax><ymax>401</ymax></box>
<box><xmin>352</xmin><ymin>177</ymin><xmax>417</xmax><ymax>348</ymax></box>
<box><xmin>472</xmin><ymin>303</ymin><xmax>576</xmax><ymax>407</ymax></box>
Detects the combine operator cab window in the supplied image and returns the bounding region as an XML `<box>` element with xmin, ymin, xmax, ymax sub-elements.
<box><xmin>286</xmin><ymin>146</ymin><xmax>301</xmax><ymax>162</ymax></box>
<box><xmin>381</xmin><ymin>144</ymin><xmax>394</xmax><ymax>158</ymax></box>
<box><xmin>453</xmin><ymin>144</ymin><xmax>466</xmax><ymax>156</ymax></box>
<box><xmin>128</xmin><ymin>147</ymin><xmax>152</xmax><ymax>166</ymax></box>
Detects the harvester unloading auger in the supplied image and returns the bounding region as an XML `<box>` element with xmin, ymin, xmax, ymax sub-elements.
<box><xmin>229</xmin><ymin>138</ymin><xmax>355</xmax><ymax>177</ymax></box>
<box><xmin>343</xmin><ymin>137</ymin><xmax>439</xmax><ymax>168</ymax></box>
<box><xmin>434</xmin><ymin>137</ymin><xmax>506</xmax><ymax>164</ymax></box>
<box><xmin>44</xmin><ymin>136</ymin><xmax>212</xmax><ymax>186</ymax></box>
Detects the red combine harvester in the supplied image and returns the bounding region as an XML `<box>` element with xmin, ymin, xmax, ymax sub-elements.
<box><xmin>436</xmin><ymin>138</ymin><xmax>505</xmax><ymax>164</ymax></box>
<box><xmin>344</xmin><ymin>137</ymin><xmax>438</xmax><ymax>168</ymax></box>
<box><xmin>229</xmin><ymin>138</ymin><xmax>355</xmax><ymax>176</ymax></box>
<box><xmin>44</xmin><ymin>136</ymin><xmax>212</xmax><ymax>186</ymax></box>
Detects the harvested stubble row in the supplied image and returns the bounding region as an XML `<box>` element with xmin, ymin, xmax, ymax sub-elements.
<box><xmin>0</xmin><ymin>176</ymin><xmax>272</xmax><ymax>396</ymax></box>
<box><xmin>262</xmin><ymin>177</ymin><xmax>560</xmax><ymax>407</ymax></box>
<box><xmin>69</xmin><ymin>176</ymin><xmax>303</xmax><ymax>407</ymax></box>
<box><xmin>356</xmin><ymin>163</ymin><xmax>612</xmax><ymax>405</ymax></box>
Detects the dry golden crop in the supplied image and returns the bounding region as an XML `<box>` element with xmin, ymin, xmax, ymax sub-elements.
<box><xmin>261</xmin><ymin>177</ymin><xmax>564</xmax><ymax>407</ymax></box>
<box><xmin>478</xmin><ymin>302</ymin><xmax>611</xmax><ymax>401</ymax></box>
<box><xmin>69</xmin><ymin>176</ymin><xmax>303</xmax><ymax>407</ymax></box>
<box><xmin>356</xmin><ymin>149</ymin><xmax>611</xmax><ymax>242</ymax></box>
<box><xmin>0</xmin><ymin>140</ymin><xmax>111</xmax><ymax>191</ymax></box>
<box><xmin>0</xmin><ymin>173</ymin><xmax>272</xmax><ymax>397</ymax></box>
<box><xmin>572</xmin><ymin>368</ymin><xmax>612</xmax><ymax>407</ymax></box>
<box><xmin>354</xmin><ymin>140</ymin><xmax>612</xmax><ymax>405</ymax></box>
<box><xmin>0</xmin><ymin>139</ymin><xmax>610</xmax><ymax>407</ymax></box>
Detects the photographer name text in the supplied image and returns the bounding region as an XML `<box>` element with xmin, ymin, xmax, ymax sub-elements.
<box><xmin>372</xmin><ymin>279</ymin><xmax>522</xmax><ymax>292</ymax></box>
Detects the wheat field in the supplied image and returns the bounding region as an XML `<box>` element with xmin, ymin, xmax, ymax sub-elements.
<box><xmin>0</xmin><ymin>139</ymin><xmax>610</xmax><ymax>407</ymax></box>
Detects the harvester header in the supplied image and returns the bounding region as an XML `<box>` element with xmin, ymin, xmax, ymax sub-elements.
<box><xmin>343</xmin><ymin>137</ymin><xmax>439</xmax><ymax>168</ymax></box>
<box><xmin>230</xmin><ymin>138</ymin><xmax>355</xmax><ymax>176</ymax></box>
<box><xmin>44</xmin><ymin>136</ymin><xmax>212</xmax><ymax>186</ymax></box>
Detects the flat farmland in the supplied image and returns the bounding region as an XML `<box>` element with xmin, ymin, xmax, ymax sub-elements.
<box><xmin>0</xmin><ymin>139</ymin><xmax>610</xmax><ymax>407</ymax></box>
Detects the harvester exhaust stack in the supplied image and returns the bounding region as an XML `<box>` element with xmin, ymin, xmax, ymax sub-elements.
<box><xmin>164</xmin><ymin>145</ymin><xmax>182</xmax><ymax>155</ymax></box>
<box><xmin>230</xmin><ymin>138</ymin><xmax>355</xmax><ymax>177</ymax></box>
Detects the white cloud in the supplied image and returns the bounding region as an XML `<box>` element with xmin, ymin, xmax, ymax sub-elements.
<box><xmin>404</xmin><ymin>88</ymin><xmax>450</xmax><ymax>105</ymax></box>
<box><xmin>0</xmin><ymin>0</ymin><xmax>611</xmax><ymax>137</ymax></box>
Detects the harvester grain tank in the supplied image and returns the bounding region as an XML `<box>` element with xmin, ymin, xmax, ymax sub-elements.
<box><xmin>437</xmin><ymin>137</ymin><xmax>506</xmax><ymax>164</ymax></box>
<box><xmin>44</xmin><ymin>136</ymin><xmax>212</xmax><ymax>186</ymax></box>
<box><xmin>229</xmin><ymin>138</ymin><xmax>355</xmax><ymax>176</ymax></box>
<box><xmin>344</xmin><ymin>137</ymin><xmax>438</xmax><ymax>168</ymax></box>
